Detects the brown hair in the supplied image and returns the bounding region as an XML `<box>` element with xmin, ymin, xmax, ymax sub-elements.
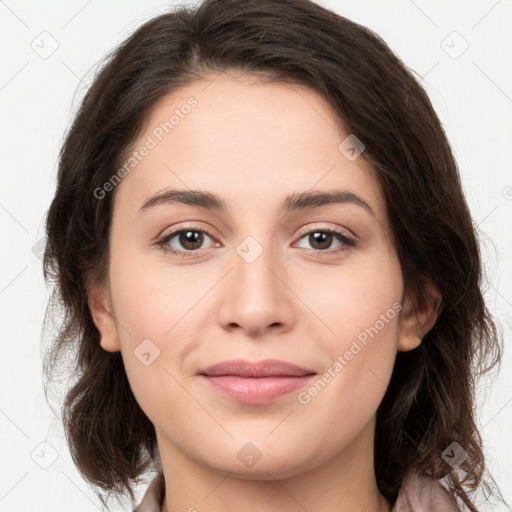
<box><xmin>42</xmin><ymin>0</ymin><xmax>508</xmax><ymax>510</ymax></box>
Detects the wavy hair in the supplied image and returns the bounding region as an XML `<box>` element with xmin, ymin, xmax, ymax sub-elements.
<box><xmin>42</xmin><ymin>0</ymin><xmax>508</xmax><ymax>510</ymax></box>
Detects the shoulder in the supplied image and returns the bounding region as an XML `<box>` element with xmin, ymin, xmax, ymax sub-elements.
<box><xmin>133</xmin><ymin>472</ymin><xmax>165</xmax><ymax>512</ymax></box>
<box><xmin>392</xmin><ymin>470</ymin><xmax>463</xmax><ymax>512</ymax></box>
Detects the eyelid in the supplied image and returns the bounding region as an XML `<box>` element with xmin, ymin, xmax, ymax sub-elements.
<box><xmin>155</xmin><ymin>221</ymin><xmax>219</xmax><ymax>243</ymax></box>
<box><xmin>157</xmin><ymin>221</ymin><xmax>354</xmax><ymax>242</ymax></box>
<box><xmin>154</xmin><ymin>223</ymin><xmax>220</xmax><ymax>256</ymax></box>
<box><xmin>293</xmin><ymin>222</ymin><xmax>355</xmax><ymax>241</ymax></box>
<box><xmin>155</xmin><ymin>222</ymin><xmax>357</xmax><ymax>257</ymax></box>
<box><xmin>291</xmin><ymin>225</ymin><xmax>357</xmax><ymax>254</ymax></box>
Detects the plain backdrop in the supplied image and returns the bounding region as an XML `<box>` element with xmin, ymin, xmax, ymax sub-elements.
<box><xmin>0</xmin><ymin>0</ymin><xmax>511</xmax><ymax>510</ymax></box>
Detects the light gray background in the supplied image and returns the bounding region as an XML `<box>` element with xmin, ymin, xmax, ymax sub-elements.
<box><xmin>0</xmin><ymin>0</ymin><xmax>511</xmax><ymax>510</ymax></box>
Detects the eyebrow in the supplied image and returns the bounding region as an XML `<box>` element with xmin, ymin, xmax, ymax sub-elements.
<box><xmin>137</xmin><ymin>188</ymin><xmax>375</xmax><ymax>217</ymax></box>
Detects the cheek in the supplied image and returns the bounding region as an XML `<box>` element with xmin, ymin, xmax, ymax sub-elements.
<box><xmin>108</xmin><ymin>257</ymin><xmax>207</xmax><ymax>415</ymax></box>
<box><xmin>295</xmin><ymin>254</ymin><xmax>402</xmax><ymax>412</ymax></box>
<box><xmin>109</xmin><ymin>252</ymin><xmax>203</xmax><ymax>347</ymax></box>
<box><xmin>298</xmin><ymin>254</ymin><xmax>402</xmax><ymax>351</ymax></box>
<box><xmin>296</xmin><ymin>300</ymin><xmax>400</xmax><ymax>452</ymax></box>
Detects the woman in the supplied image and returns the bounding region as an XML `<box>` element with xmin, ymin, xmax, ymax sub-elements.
<box><xmin>42</xmin><ymin>0</ymin><xmax>509</xmax><ymax>510</ymax></box>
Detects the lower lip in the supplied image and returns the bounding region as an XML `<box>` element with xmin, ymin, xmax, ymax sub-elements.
<box><xmin>199</xmin><ymin>374</ymin><xmax>316</xmax><ymax>404</ymax></box>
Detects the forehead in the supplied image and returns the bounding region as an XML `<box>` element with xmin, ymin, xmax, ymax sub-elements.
<box><xmin>112</xmin><ymin>72</ymin><xmax>388</xmax><ymax>230</ymax></box>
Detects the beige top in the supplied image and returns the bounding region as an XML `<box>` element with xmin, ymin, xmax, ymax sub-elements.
<box><xmin>132</xmin><ymin>470</ymin><xmax>462</xmax><ymax>511</ymax></box>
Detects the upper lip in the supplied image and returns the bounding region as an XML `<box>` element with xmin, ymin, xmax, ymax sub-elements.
<box><xmin>198</xmin><ymin>358</ymin><xmax>316</xmax><ymax>378</ymax></box>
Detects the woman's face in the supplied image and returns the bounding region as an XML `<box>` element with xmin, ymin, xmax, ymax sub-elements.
<box><xmin>90</xmin><ymin>71</ymin><xmax>425</xmax><ymax>479</ymax></box>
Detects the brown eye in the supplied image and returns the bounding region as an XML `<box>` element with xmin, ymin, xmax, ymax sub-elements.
<box><xmin>176</xmin><ymin>230</ymin><xmax>205</xmax><ymax>251</ymax></box>
<box><xmin>157</xmin><ymin>227</ymin><xmax>217</xmax><ymax>256</ymax></box>
<box><xmin>307</xmin><ymin>231</ymin><xmax>334</xmax><ymax>250</ymax></box>
<box><xmin>295</xmin><ymin>229</ymin><xmax>354</xmax><ymax>253</ymax></box>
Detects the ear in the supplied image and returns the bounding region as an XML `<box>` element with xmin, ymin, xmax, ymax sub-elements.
<box><xmin>87</xmin><ymin>280</ymin><xmax>121</xmax><ymax>353</ymax></box>
<box><xmin>397</xmin><ymin>279</ymin><xmax>442</xmax><ymax>352</ymax></box>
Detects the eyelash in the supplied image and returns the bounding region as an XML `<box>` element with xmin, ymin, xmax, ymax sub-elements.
<box><xmin>155</xmin><ymin>224</ymin><xmax>356</xmax><ymax>258</ymax></box>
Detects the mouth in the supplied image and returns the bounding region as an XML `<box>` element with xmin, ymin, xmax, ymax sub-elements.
<box><xmin>197</xmin><ymin>358</ymin><xmax>317</xmax><ymax>404</ymax></box>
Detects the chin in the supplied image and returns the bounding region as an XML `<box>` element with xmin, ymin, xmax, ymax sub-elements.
<box><xmin>204</xmin><ymin>449</ymin><xmax>314</xmax><ymax>481</ymax></box>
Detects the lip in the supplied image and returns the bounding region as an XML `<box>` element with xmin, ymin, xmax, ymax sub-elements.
<box><xmin>197</xmin><ymin>358</ymin><xmax>316</xmax><ymax>404</ymax></box>
<box><xmin>198</xmin><ymin>358</ymin><xmax>315</xmax><ymax>377</ymax></box>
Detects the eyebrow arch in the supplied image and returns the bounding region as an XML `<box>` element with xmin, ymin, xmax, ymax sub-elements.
<box><xmin>137</xmin><ymin>188</ymin><xmax>375</xmax><ymax>217</ymax></box>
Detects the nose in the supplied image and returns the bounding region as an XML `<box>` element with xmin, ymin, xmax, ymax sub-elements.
<box><xmin>216</xmin><ymin>238</ymin><xmax>295</xmax><ymax>337</ymax></box>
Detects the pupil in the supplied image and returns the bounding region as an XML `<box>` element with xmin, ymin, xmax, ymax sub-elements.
<box><xmin>311</xmin><ymin>231</ymin><xmax>331</xmax><ymax>250</ymax></box>
<box><xmin>181</xmin><ymin>230</ymin><xmax>203</xmax><ymax>249</ymax></box>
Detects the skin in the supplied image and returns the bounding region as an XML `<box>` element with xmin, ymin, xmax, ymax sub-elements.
<box><xmin>88</xmin><ymin>71</ymin><xmax>440</xmax><ymax>512</ymax></box>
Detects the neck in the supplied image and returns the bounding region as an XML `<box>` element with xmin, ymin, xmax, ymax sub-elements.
<box><xmin>157</xmin><ymin>417</ymin><xmax>392</xmax><ymax>512</ymax></box>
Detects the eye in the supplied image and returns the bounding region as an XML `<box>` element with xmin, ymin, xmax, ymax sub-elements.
<box><xmin>156</xmin><ymin>225</ymin><xmax>218</xmax><ymax>257</ymax></box>
<box><xmin>294</xmin><ymin>228</ymin><xmax>356</xmax><ymax>254</ymax></box>
<box><xmin>155</xmin><ymin>225</ymin><xmax>356</xmax><ymax>258</ymax></box>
